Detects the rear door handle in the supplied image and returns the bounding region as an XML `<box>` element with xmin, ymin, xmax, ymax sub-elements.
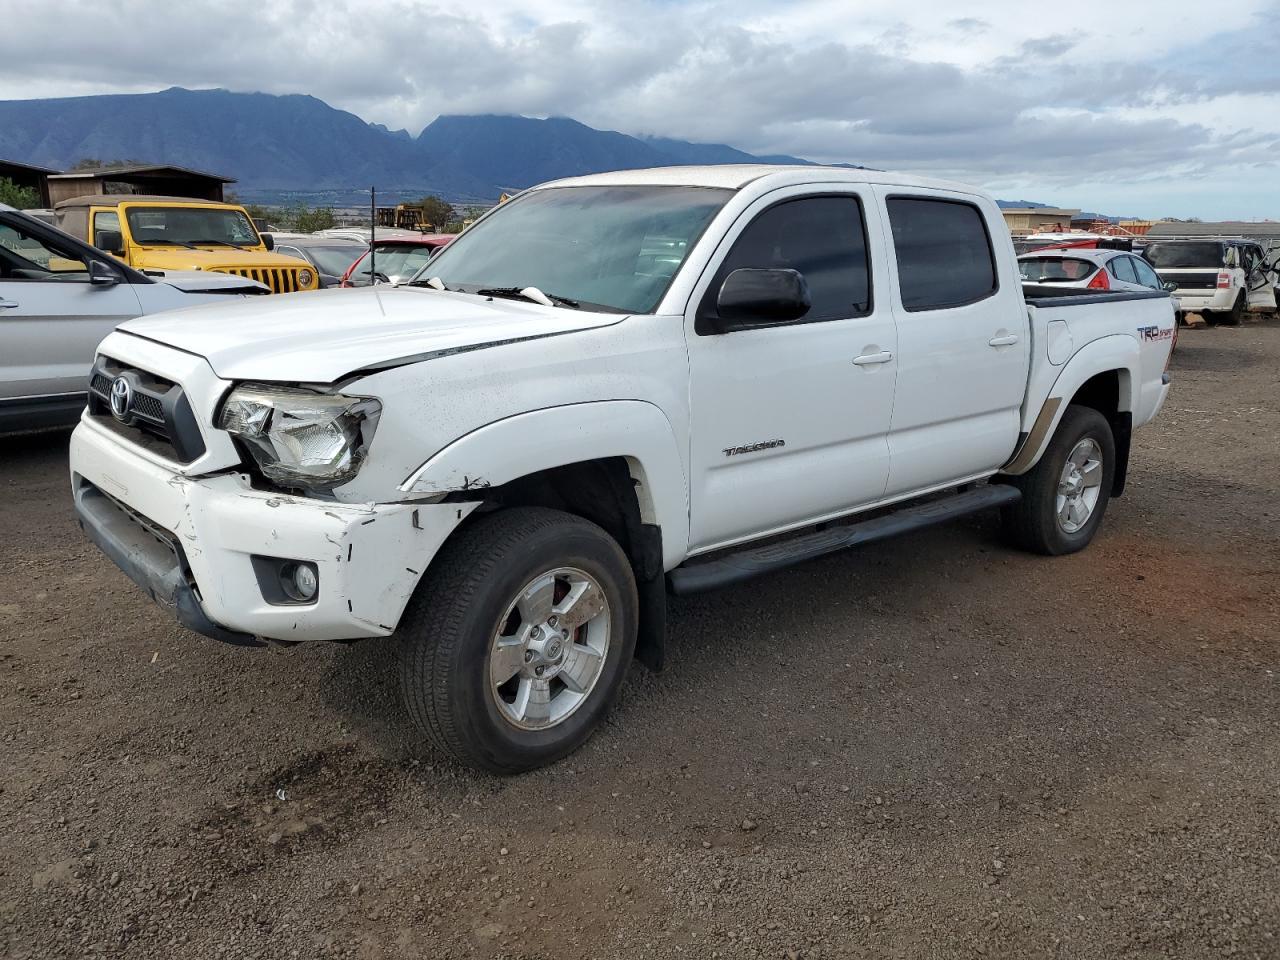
<box><xmin>852</xmin><ymin>350</ymin><xmax>893</xmax><ymax>366</ymax></box>
<box><xmin>988</xmin><ymin>334</ymin><xmax>1019</xmax><ymax>347</ymax></box>
<box><xmin>0</xmin><ymin>299</ymin><xmax>19</xmax><ymax>309</ymax></box>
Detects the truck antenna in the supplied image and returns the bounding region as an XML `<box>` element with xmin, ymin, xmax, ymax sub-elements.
<box><xmin>369</xmin><ymin>185</ymin><xmax>376</xmax><ymax>287</ymax></box>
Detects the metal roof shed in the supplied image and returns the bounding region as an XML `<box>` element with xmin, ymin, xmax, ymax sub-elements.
<box><xmin>45</xmin><ymin>164</ymin><xmax>236</xmax><ymax>206</ymax></box>
<box><xmin>0</xmin><ymin>158</ymin><xmax>61</xmax><ymax>206</ymax></box>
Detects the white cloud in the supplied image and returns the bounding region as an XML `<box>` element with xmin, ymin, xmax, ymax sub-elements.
<box><xmin>0</xmin><ymin>0</ymin><xmax>1277</xmax><ymax>217</ymax></box>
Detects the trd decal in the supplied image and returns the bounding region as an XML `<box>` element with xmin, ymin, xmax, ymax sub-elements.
<box><xmin>1137</xmin><ymin>325</ymin><xmax>1174</xmax><ymax>342</ymax></box>
<box><xmin>723</xmin><ymin>439</ymin><xmax>785</xmax><ymax>457</ymax></box>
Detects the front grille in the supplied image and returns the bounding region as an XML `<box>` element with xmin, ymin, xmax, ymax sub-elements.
<box><xmin>88</xmin><ymin>357</ymin><xmax>207</xmax><ymax>463</ymax></box>
<box><xmin>1159</xmin><ymin>271</ymin><xmax>1218</xmax><ymax>290</ymax></box>
<box><xmin>214</xmin><ymin>267</ymin><xmax>304</xmax><ymax>293</ymax></box>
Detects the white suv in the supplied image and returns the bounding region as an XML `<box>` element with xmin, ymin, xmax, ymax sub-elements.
<box><xmin>1145</xmin><ymin>239</ymin><xmax>1279</xmax><ymax>325</ymax></box>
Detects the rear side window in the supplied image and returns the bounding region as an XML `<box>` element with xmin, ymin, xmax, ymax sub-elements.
<box><xmin>1131</xmin><ymin>257</ymin><xmax>1163</xmax><ymax>290</ymax></box>
<box><xmin>704</xmin><ymin>195</ymin><xmax>872</xmax><ymax>326</ymax></box>
<box><xmin>887</xmin><ymin>197</ymin><xmax>997</xmax><ymax>311</ymax></box>
<box><xmin>1109</xmin><ymin>256</ymin><xmax>1137</xmax><ymax>284</ymax></box>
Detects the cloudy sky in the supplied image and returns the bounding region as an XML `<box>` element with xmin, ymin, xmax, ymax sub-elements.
<box><xmin>2</xmin><ymin>0</ymin><xmax>1278</xmax><ymax>218</ymax></box>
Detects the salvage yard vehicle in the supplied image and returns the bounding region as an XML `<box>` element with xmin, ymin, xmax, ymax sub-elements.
<box><xmin>340</xmin><ymin>234</ymin><xmax>454</xmax><ymax>287</ymax></box>
<box><xmin>53</xmin><ymin>196</ymin><xmax>320</xmax><ymax>294</ymax></box>
<box><xmin>1018</xmin><ymin>248</ymin><xmax>1174</xmax><ymax>295</ymax></box>
<box><xmin>269</xmin><ymin>235</ymin><xmax>366</xmax><ymax>288</ymax></box>
<box><xmin>0</xmin><ymin>203</ymin><xmax>266</xmax><ymax>436</ymax></box>
<box><xmin>1144</xmin><ymin>238</ymin><xmax>1279</xmax><ymax>325</ymax></box>
<box><xmin>68</xmin><ymin>165</ymin><xmax>1176</xmax><ymax>772</ymax></box>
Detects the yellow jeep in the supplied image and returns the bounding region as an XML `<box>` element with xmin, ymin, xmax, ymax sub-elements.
<box><xmin>53</xmin><ymin>196</ymin><xmax>319</xmax><ymax>293</ymax></box>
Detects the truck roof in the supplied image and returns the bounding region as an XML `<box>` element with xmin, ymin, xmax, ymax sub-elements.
<box><xmin>538</xmin><ymin>164</ymin><xmax>981</xmax><ymax>196</ymax></box>
<box><xmin>53</xmin><ymin>195</ymin><xmax>239</xmax><ymax>210</ymax></box>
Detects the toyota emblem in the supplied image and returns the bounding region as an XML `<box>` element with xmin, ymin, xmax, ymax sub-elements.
<box><xmin>109</xmin><ymin>376</ymin><xmax>133</xmax><ymax>422</ymax></box>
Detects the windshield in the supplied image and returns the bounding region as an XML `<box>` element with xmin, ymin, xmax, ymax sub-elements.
<box><xmin>1018</xmin><ymin>257</ymin><xmax>1097</xmax><ymax>282</ymax></box>
<box><xmin>417</xmin><ymin>185</ymin><xmax>733</xmax><ymax>313</ymax></box>
<box><xmin>304</xmin><ymin>245</ymin><xmax>365</xmax><ymax>276</ymax></box>
<box><xmin>348</xmin><ymin>244</ymin><xmax>441</xmax><ymax>286</ymax></box>
<box><xmin>124</xmin><ymin>206</ymin><xmax>261</xmax><ymax>247</ymax></box>
<box><xmin>1143</xmin><ymin>242</ymin><xmax>1224</xmax><ymax>268</ymax></box>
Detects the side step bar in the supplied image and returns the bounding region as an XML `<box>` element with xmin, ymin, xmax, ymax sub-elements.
<box><xmin>668</xmin><ymin>484</ymin><xmax>1022</xmax><ymax>595</ymax></box>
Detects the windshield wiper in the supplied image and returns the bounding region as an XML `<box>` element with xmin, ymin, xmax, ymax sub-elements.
<box><xmin>143</xmin><ymin>239</ymin><xmax>199</xmax><ymax>250</ymax></box>
<box><xmin>190</xmin><ymin>239</ymin><xmax>244</xmax><ymax>248</ymax></box>
<box><xmin>475</xmin><ymin>286</ymin><xmax>579</xmax><ymax>309</ymax></box>
<box><xmin>409</xmin><ymin>276</ymin><xmax>450</xmax><ymax>291</ymax></box>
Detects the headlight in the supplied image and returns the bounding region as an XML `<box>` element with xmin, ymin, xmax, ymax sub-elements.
<box><xmin>297</xmin><ymin>268</ymin><xmax>315</xmax><ymax>288</ymax></box>
<box><xmin>218</xmin><ymin>384</ymin><xmax>380</xmax><ymax>492</ymax></box>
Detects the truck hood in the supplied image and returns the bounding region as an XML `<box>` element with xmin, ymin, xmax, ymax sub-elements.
<box><xmin>119</xmin><ymin>286</ymin><xmax>626</xmax><ymax>382</ymax></box>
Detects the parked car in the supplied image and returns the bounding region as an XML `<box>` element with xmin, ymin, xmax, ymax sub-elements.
<box><xmin>340</xmin><ymin>235</ymin><xmax>454</xmax><ymax>286</ymax></box>
<box><xmin>69</xmin><ymin>165</ymin><xmax>1175</xmax><ymax>772</ymax></box>
<box><xmin>271</xmin><ymin>236</ymin><xmax>367</xmax><ymax>288</ymax></box>
<box><xmin>1143</xmin><ymin>239</ymin><xmax>1279</xmax><ymax>325</ymax></box>
<box><xmin>312</xmin><ymin>227</ymin><xmax>423</xmax><ymax>244</ymax></box>
<box><xmin>1018</xmin><ymin>248</ymin><xmax>1173</xmax><ymax>294</ymax></box>
<box><xmin>53</xmin><ymin>195</ymin><xmax>320</xmax><ymax>294</ymax></box>
<box><xmin>0</xmin><ymin>203</ymin><xmax>266</xmax><ymax>436</ymax></box>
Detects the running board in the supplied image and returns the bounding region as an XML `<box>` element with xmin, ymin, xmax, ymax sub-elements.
<box><xmin>668</xmin><ymin>484</ymin><xmax>1022</xmax><ymax>595</ymax></box>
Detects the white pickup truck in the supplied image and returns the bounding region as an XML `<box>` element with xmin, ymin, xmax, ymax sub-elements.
<box><xmin>69</xmin><ymin>165</ymin><xmax>1175</xmax><ymax>772</ymax></box>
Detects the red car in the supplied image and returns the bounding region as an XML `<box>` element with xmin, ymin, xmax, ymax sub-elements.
<box><xmin>340</xmin><ymin>235</ymin><xmax>455</xmax><ymax>287</ymax></box>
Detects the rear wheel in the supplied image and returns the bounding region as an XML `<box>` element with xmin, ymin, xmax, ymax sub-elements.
<box><xmin>1000</xmin><ymin>405</ymin><xmax>1116</xmax><ymax>556</ymax></box>
<box><xmin>1219</xmin><ymin>292</ymin><xmax>1245</xmax><ymax>326</ymax></box>
<box><xmin>398</xmin><ymin>507</ymin><xmax>638</xmax><ymax>773</ymax></box>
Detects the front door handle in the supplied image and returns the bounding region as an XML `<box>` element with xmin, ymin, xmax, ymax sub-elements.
<box><xmin>852</xmin><ymin>350</ymin><xmax>893</xmax><ymax>366</ymax></box>
<box><xmin>988</xmin><ymin>334</ymin><xmax>1019</xmax><ymax>347</ymax></box>
<box><xmin>0</xmin><ymin>299</ymin><xmax>19</xmax><ymax>310</ymax></box>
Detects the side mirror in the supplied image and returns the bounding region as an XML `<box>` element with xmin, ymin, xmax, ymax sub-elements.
<box><xmin>715</xmin><ymin>268</ymin><xmax>811</xmax><ymax>329</ymax></box>
<box><xmin>88</xmin><ymin>259</ymin><xmax>120</xmax><ymax>287</ymax></box>
<box><xmin>261</xmin><ymin>233</ymin><xmax>275</xmax><ymax>251</ymax></box>
<box><xmin>95</xmin><ymin>230</ymin><xmax>123</xmax><ymax>254</ymax></box>
<box><xmin>1163</xmin><ymin>280</ymin><xmax>1178</xmax><ymax>292</ymax></box>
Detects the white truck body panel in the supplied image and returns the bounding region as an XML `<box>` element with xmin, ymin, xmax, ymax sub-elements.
<box><xmin>69</xmin><ymin>165</ymin><xmax>1175</xmax><ymax>645</ymax></box>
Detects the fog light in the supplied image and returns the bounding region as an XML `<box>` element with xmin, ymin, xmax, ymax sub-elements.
<box><xmin>281</xmin><ymin>562</ymin><xmax>319</xmax><ymax>602</ymax></box>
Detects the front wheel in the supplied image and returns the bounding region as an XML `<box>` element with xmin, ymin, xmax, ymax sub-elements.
<box><xmin>398</xmin><ymin>507</ymin><xmax>638</xmax><ymax>773</ymax></box>
<box><xmin>1000</xmin><ymin>405</ymin><xmax>1116</xmax><ymax>556</ymax></box>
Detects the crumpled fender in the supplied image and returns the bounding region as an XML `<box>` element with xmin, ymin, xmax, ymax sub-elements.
<box><xmin>400</xmin><ymin>400</ymin><xmax>690</xmax><ymax>568</ymax></box>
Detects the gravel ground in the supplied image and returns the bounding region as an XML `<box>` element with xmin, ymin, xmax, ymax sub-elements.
<box><xmin>1</xmin><ymin>318</ymin><xmax>1278</xmax><ymax>960</ymax></box>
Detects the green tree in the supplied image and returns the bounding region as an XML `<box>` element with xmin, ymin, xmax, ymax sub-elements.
<box><xmin>292</xmin><ymin>205</ymin><xmax>337</xmax><ymax>233</ymax></box>
<box><xmin>0</xmin><ymin>177</ymin><xmax>39</xmax><ymax>209</ymax></box>
<box><xmin>417</xmin><ymin>195</ymin><xmax>455</xmax><ymax>232</ymax></box>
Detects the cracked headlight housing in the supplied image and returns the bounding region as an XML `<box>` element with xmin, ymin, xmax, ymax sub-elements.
<box><xmin>218</xmin><ymin>384</ymin><xmax>381</xmax><ymax>493</ymax></box>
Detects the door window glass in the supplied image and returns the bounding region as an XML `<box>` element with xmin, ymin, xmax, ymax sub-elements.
<box><xmin>93</xmin><ymin>211</ymin><xmax>121</xmax><ymax>249</ymax></box>
<box><xmin>0</xmin><ymin>217</ymin><xmax>90</xmax><ymax>282</ymax></box>
<box><xmin>1109</xmin><ymin>256</ymin><xmax>1137</xmax><ymax>284</ymax></box>
<box><xmin>1131</xmin><ymin>257</ymin><xmax>1162</xmax><ymax>290</ymax></box>
<box><xmin>886</xmin><ymin>197</ymin><xmax>997</xmax><ymax>311</ymax></box>
<box><xmin>704</xmin><ymin>195</ymin><xmax>872</xmax><ymax>326</ymax></box>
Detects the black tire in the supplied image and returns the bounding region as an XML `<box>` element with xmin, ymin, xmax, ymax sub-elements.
<box><xmin>1201</xmin><ymin>311</ymin><xmax>1219</xmax><ymax>326</ymax></box>
<box><xmin>1219</xmin><ymin>292</ymin><xmax>1245</xmax><ymax>326</ymax></box>
<box><xmin>398</xmin><ymin>507</ymin><xmax>638</xmax><ymax>774</ymax></box>
<box><xmin>1000</xmin><ymin>405</ymin><xmax>1116</xmax><ymax>556</ymax></box>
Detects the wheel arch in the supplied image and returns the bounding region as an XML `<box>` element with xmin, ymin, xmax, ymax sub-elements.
<box><xmin>400</xmin><ymin>401</ymin><xmax>689</xmax><ymax>672</ymax></box>
<box><xmin>1003</xmin><ymin>335</ymin><xmax>1139</xmax><ymax>494</ymax></box>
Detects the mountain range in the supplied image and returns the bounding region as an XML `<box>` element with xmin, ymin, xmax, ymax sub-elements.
<box><xmin>0</xmin><ymin>87</ymin><xmax>825</xmax><ymax>204</ymax></box>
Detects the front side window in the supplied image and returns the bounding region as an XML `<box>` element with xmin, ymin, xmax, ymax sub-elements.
<box><xmin>1109</xmin><ymin>256</ymin><xmax>1137</xmax><ymax>284</ymax></box>
<box><xmin>701</xmin><ymin>195</ymin><xmax>872</xmax><ymax>327</ymax></box>
<box><xmin>0</xmin><ymin>216</ymin><xmax>90</xmax><ymax>282</ymax></box>
<box><xmin>124</xmin><ymin>206</ymin><xmax>260</xmax><ymax>247</ymax></box>
<box><xmin>887</xmin><ymin>197</ymin><xmax>997</xmax><ymax>311</ymax></box>
<box><xmin>419</xmin><ymin>185</ymin><xmax>732</xmax><ymax>314</ymax></box>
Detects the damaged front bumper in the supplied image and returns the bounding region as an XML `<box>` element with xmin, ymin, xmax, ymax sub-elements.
<box><xmin>70</xmin><ymin>418</ymin><xmax>474</xmax><ymax>644</ymax></box>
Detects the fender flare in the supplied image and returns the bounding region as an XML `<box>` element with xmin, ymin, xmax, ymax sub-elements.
<box><xmin>400</xmin><ymin>400</ymin><xmax>690</xmax><ymax>568</ymax></box>
<box><xmin>1004</xmin><ymin>335</ymin><xmax>1138</xmax><ymax>475</ymax></box>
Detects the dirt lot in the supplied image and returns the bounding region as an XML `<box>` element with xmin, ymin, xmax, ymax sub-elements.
<box><xmin>2</xmin><ymin>319</ymin><xmax>1278</xmax><ymax>960</ymax></box>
